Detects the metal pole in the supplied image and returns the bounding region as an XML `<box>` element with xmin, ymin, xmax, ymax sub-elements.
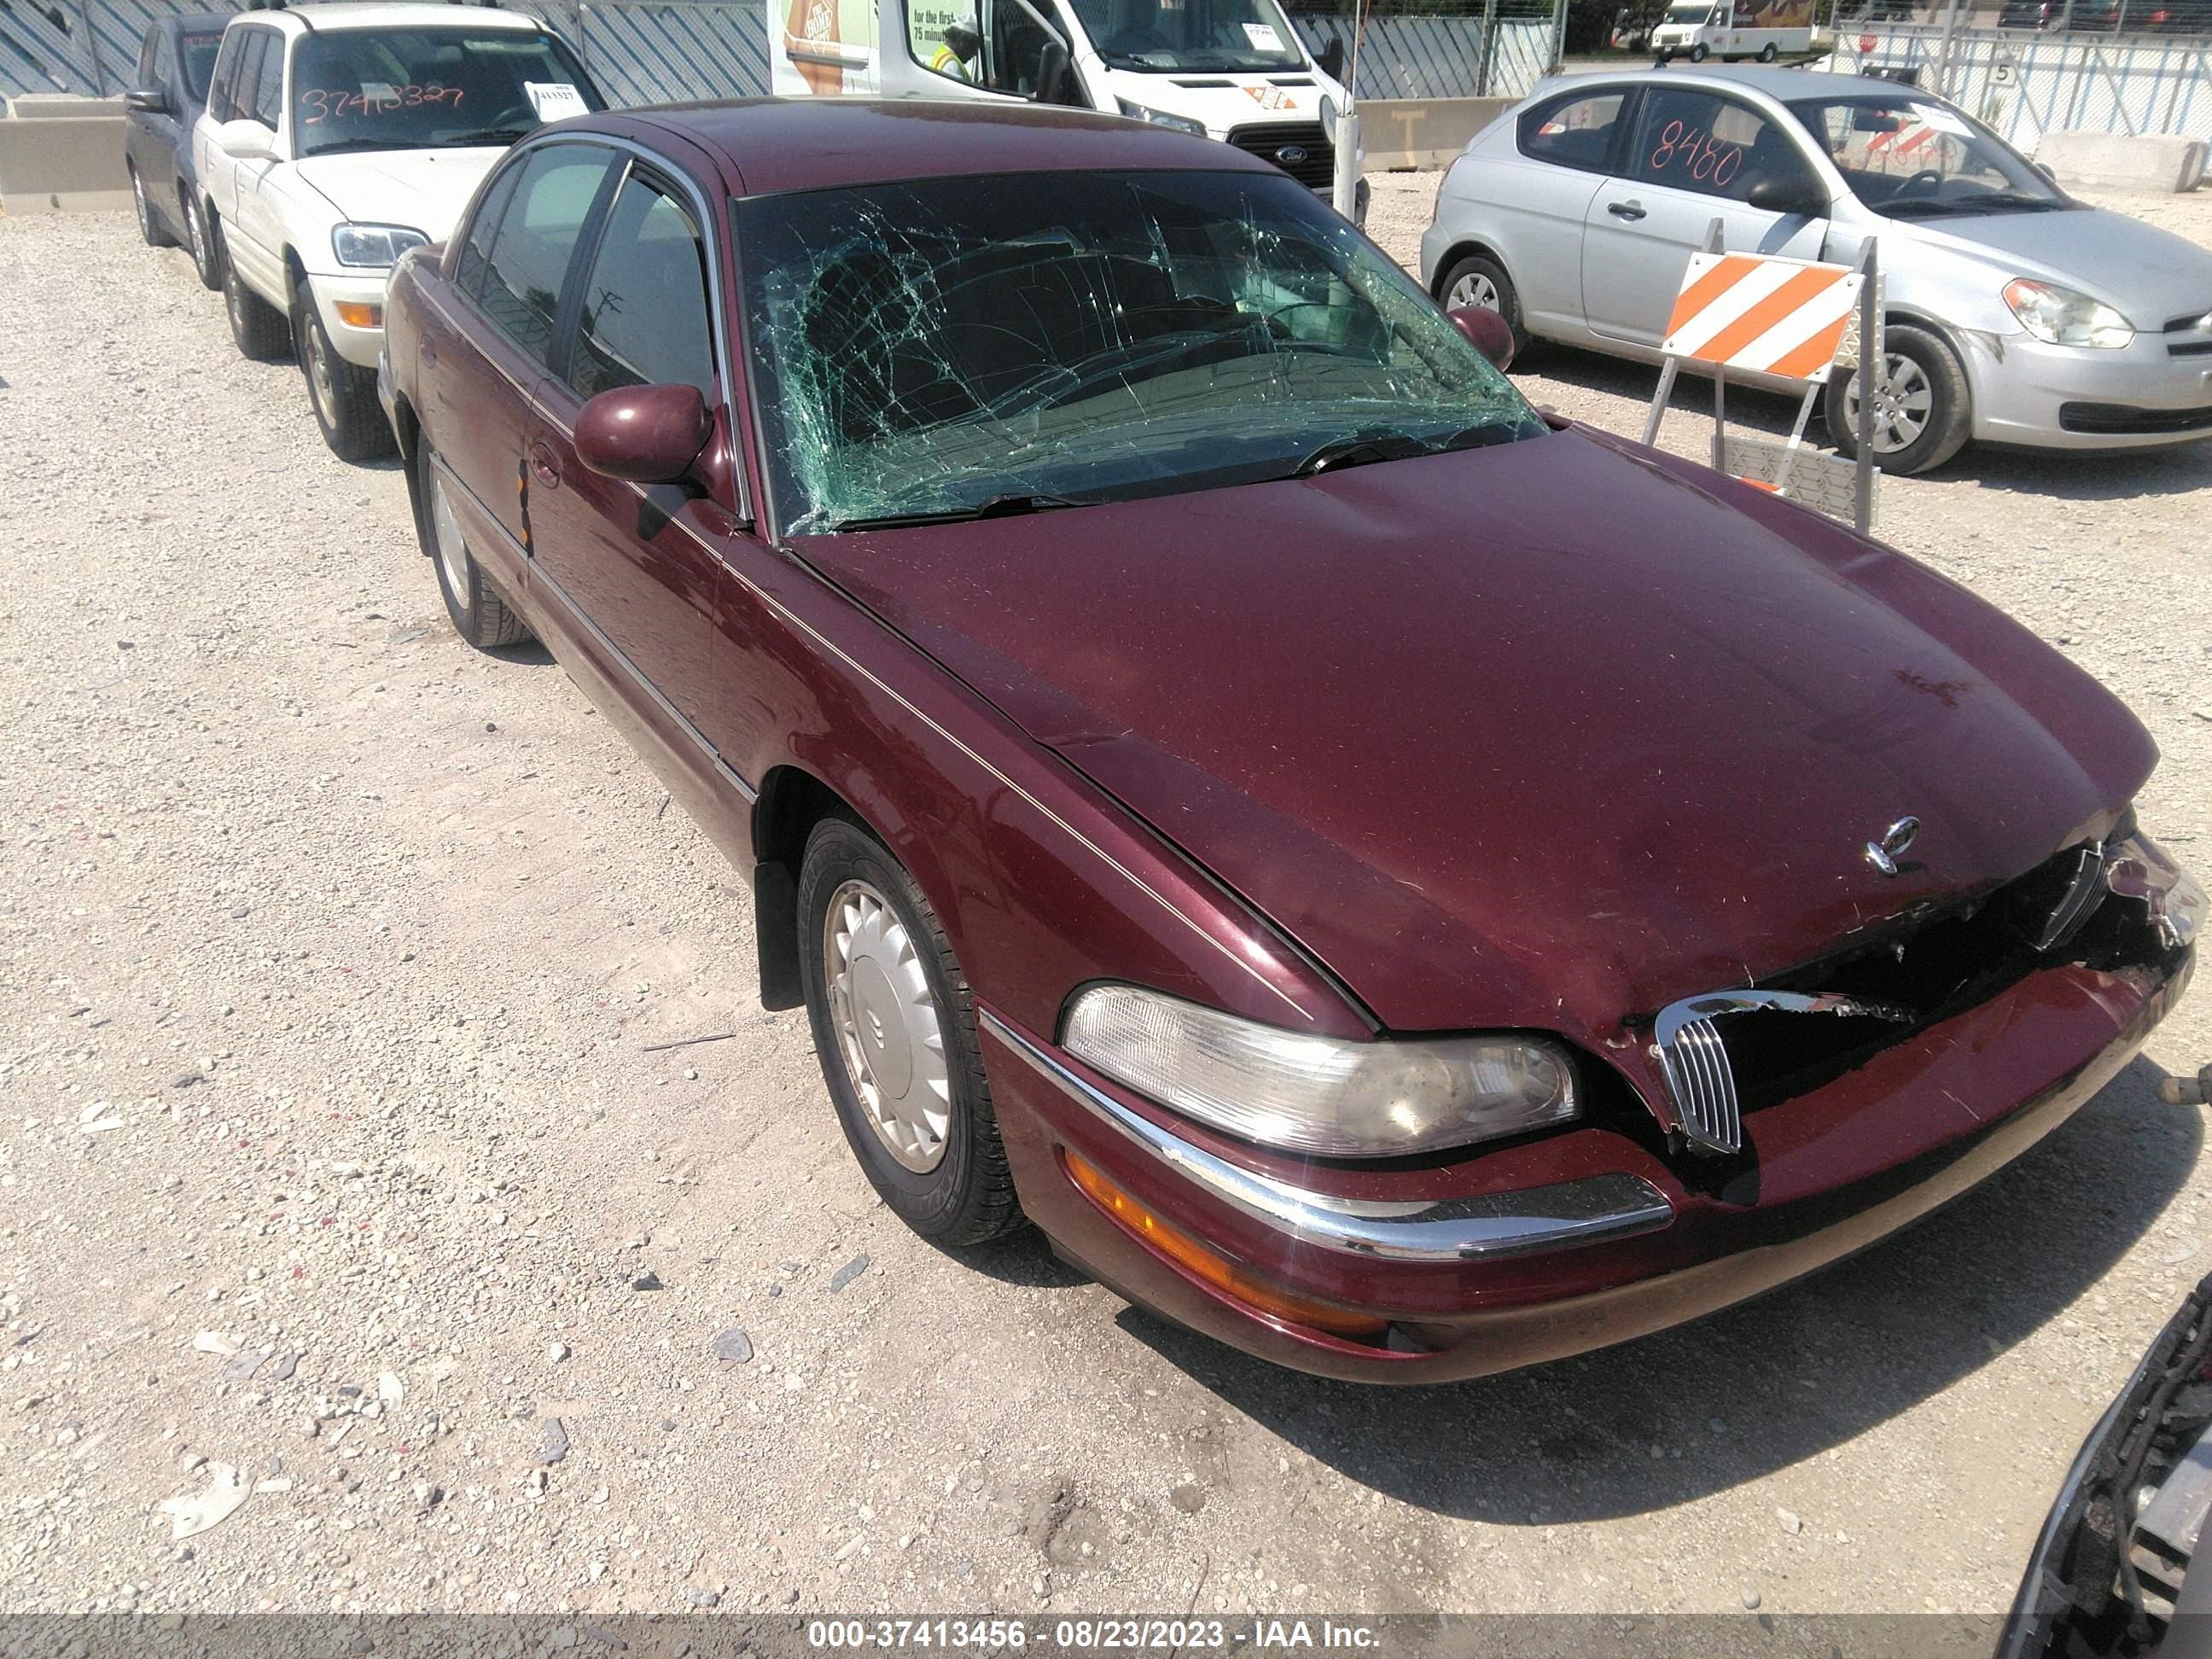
<box><xmin>1547</xmin><ymin>0</ymin><xmax>1569</xmax><ymax>72</ymax></box>
<box><xmin>1330</xmin><ymin>0</ymin><xmax>1361</xmax><ymax>218</ymax></box>
<box><xmin>1712</xmin><ymin>367</ymin><xmax>1728</xmax><ymax>470</ymax></box>
<box><xmin>72</xmin><ymin>0</ymin><xmax>109</xmax><ymax>94</ymax></box>
<box><xmin>1476</xmin><ymin>0</ymin><xmax>1499</xmax><ymax>96</ymax></box>
<box><xmin>1642</xmin><ymin>360</ymin><xmax>1679</xmax><ymax>445</ymax></box>
<box><xmin>1934</xmin><ymin>0</ymin><xmax>1965</xmax><ymax>97</ymax></box>
<box><xmin>1854</xmin><ymin>241</ymin><xmax>1877</xmax><ymax>535</ymax></box>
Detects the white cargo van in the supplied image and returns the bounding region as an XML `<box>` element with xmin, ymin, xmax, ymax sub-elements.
<box><xmin>1650</xmin><ymin>0</ymin><xmax>1816</xmax><ymax>61</ymax></box>
<box><xmin>770</xmin><ymin>0</ymin><xmax>1365</xmax><ymax>220</ymax></box>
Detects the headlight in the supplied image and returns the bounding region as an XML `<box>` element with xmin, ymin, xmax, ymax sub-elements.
<box><xmin>1062</xmin><ymin>985</ymin><xmax>1580</xmax><ymax>1158</ymax></box>
<box><xmin>331</xmin><ymin>223</ymin><xmax>430</xmax><ymax>269</ymax></box>
<box><xmin>2003</xmin><ymin>278</ymin><xmax>2133</xmax><ymax>348</ymax></box>
<box><xmin>1115</xmin><ymin>98</ymin><xmax>1207</xmax><ymax>138</ymax></box>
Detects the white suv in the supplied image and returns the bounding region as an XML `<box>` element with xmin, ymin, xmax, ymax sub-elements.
<box><xmin>193</xmin><ymin>3</ymin><xmax>601</xmax><ymax>459</ymax></box>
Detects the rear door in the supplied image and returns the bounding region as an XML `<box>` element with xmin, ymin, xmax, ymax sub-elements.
<box><xmin>424</xmin><ymin>140</ymin><xmax>619</xmax><ymax>562</ymax></box>
<box><xmin>1580</xmin><ymin>83</ymin><xmax>1830</xmax><ymax>346</ymax></box>
<box><xmin>528</xmin><ymin>154</ymin><xmax>737</xmax><ymax>737</ymax></box>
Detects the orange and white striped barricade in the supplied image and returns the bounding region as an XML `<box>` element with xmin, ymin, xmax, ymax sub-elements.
<box><xmin>1640</xmin><ymin>219</ymin><xmax>1882</xmax><ymax>533</ymax></box>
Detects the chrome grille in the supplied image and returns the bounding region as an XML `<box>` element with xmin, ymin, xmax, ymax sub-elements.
<box><xmin>1656</xmin><ymin>1015</ymin><xmax>1742</xmax><ymax>1155</ymax></box>
<box><xmin>1652</xmin><ymin>989</ymin><xmax>1912</xmax><ymax>1157</ymax></box>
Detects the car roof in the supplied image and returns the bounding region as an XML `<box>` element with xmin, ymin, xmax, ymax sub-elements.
<box><xmin>163</xmin><ymin>12</ymin><xmax>234</xmax><ymax>34</ymax></box>
<box><xmin>1533</xmin><ymin>63</ymin><xmax>1942</xmax><ymax>103</ymax></box>
<box><xmin>225</xmin><ymin>3</ymin><xmax>547</xmax><ymax>35</ymax></box>
<box><xmin>605</xmin><ymin>98</ymin><xmax>1278</xmax><ymax>198</ymax></box>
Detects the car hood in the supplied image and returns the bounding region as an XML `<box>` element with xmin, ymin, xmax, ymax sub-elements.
<box><xmin>291</xmin><ymin>147</ymin><xmax>505</xmax><ymax>242</ymax></box>
<box><xmin>1905</xmin><ymin>204</ymin><xmax>2212</xmax><ymax>325</ymax></box>
<box><xmin>798</xmin><ymin>424</ymin><xmax>2155</xmax><ymax>1040</ymax></box>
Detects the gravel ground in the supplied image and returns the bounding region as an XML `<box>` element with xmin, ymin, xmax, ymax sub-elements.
<box><xmin>0</xmin><ymin>186</ymin><xmax>2209</xmax><ymax>1623</ymax></box>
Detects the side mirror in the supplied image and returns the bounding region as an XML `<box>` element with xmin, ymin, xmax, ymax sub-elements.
<box><xmin>1746</xmin><ymin>175</ymin><xmax>1829</xmax><ymax>218</ymax></box>
<box><xmin>574</xmin><ymin>382</ymin><xmax>712</xmax><ymax>485</ymax></box>
<box><xmin>216</xmin><ymin>118</ymin><xmax>277</xmax><ymax>160</ymax></box>
<box><xmin>2034</xmin><ymin>160</ymin><xmax>2057</xmax><ymax>182</ymax></box>
<box><xmin>1447</xmin><ymin>305</ymin><xmax>1516</xmax><ymax>371</ymax></box>
<box><xmin>125</xmin><ymin>85</ymin><xmax>170</xmax><ymax>115</ymax></box>
<box><xmin>1316</xmin><ymin>38</ymin><xmax>1346</xmax><ymax>81</ymax></box>
<box><xmin>1033</xmin><ymin>38</ymin><xmax>1071</xmax><ymax>105</ymax></box>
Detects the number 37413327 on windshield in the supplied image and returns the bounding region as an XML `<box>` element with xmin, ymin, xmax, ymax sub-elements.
<box><xmin>298</xmin><ymin>84</ymin><xmax>463</xmax><ymax>123</ymax></box>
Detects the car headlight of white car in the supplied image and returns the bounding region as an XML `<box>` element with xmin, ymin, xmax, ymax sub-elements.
<box><xmin>1062</xmin><ymin>983</ymin><xmax>1580</xmax><ymax>1157</ymax></box>
<box><xmin>331</xmin><ymin>223</ymin><xmax>431</xmax><ymax>270</ymax></box>
<box><xmin>1115</xmin><ymin>99</ymin><xmax>1207</xmax><ymax>138</ymax></box>
<box><xmin>2003</xmin><ymin>278</ymin><xmax>2134</xmax><ymax>349</ymax></box>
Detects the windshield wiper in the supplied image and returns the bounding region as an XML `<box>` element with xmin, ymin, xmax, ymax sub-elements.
<box><xmin>301</xmin><ymin>137</ymin><xmax>410</xmax><ymax>155</ymax></box>
<box><xmin>827</xmin><ymin>492</ymin><xmax>1096</xmax><ymax>533</ymax></box>
<box><xmin>1883</xmin><ymin>190</ymin><xmax>2066</xmax><ymax>218</ymax></box>
<box><xmin>451</xmin><ymin>125</ymin><xmax>542</xmax><ymax>147</ymax></box>
<box><xmin>1287</xmin><ymin>428</ymin><xmax>1434</xmax><ymax>478</ymax></box>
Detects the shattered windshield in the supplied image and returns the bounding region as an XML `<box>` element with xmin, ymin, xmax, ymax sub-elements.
<box><xmin>739</xmin><ymin>169</ymin><xmax>1544</xmax><ymax>537</ymax></box>
<box><xmin>1068</xmin><ymin>0</ymin><xmax>1305</xmax><ymax>72</ymax></box>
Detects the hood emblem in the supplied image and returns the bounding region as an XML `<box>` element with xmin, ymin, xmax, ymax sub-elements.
<box><xmin>1275</xmin><ymin>144</ymin><xmax>1308</xmax><ymax>165</ymax></box>
<box><xmin>1865</xmin><ymin>816</ymin><xmax>1920</xmax><ymax>877</ymax></box>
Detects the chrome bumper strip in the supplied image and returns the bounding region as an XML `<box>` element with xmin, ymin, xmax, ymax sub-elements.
<box><xmin>980</xmin><ymin>1009</ymin><xmax>1676</xmax><ymax>1264</ymax></box>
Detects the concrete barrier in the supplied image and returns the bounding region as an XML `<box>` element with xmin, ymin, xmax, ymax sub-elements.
<box><xmin>1</xmin><ymin>96</ymin><xmax>131</xmax><ymax>213</ymax></box>
<box><xmin>1358</xmin><ymin>97</ymin><xmax>1516</xmax><ymax>170</ymax></box>
<box><xmin>2033</xmin><ymin>130</ymin><xmax>2207</xmax><ymax>195</ymax></box>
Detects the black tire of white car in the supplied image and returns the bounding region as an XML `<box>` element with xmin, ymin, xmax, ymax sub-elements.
<box><xmin>294</xmin><ymin>275</ymin><xmax>394</xmax><ymax>463</ymax></box>
<box><xmin>796</xmin><ymin>816</ymin><xmax>1023</xmax><ymax>1249</ymax></box>
<box><xmin>131</xmin><ymin>166</ymin><xmax>172</xmax><ymax>248</ymax></box>
<box><xmin>416</xmin><ymin>448</ymin><xmax>533</xmax><ymax>650</ymax></box>
<box><xmin>1437</xmin><ymin>252</ymin><xmax>1528</xmax><ymax>364</ymax></box>
<box><xmin>220</xmin><ymin>235</ymin><xmax>291</xmax><ymax>362</ymax></box>
<box><xmin>1825</xmin><ymin>322</ymin><xmax>1973</xmax><ymax>477</ymax></box>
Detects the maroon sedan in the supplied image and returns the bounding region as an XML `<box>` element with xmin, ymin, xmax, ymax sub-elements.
<box><xmin>378</xmin><ymin>99</ymin><xmax>2201</xmax><ymax>1383</ymax></box>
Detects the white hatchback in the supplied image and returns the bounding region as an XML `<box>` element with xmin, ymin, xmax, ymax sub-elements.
<box><xmin>193</xmin><ymin>3</ymin><xmax>602</xmax><ymax>459</ymax></box>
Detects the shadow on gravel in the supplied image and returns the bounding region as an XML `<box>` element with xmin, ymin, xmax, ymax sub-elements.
<box><xmin>948</xmin><ymin>1228</ymin><xmax>1090</xmax><ymax>1289</ymax></box>
<box><xmin>491</xmin><ymin>640</ymin><xmax>557</xmax><ymax>668</ymax></box>
<box><xmin>1518</xmin><ymin>344</ymin><xmax>1813</xmax><ymax>443</ymax></box>
<box><xmin>1124</xmin><ymin>1054</ymin><xmax>2202</xmax><ymax>1523</ymax></box>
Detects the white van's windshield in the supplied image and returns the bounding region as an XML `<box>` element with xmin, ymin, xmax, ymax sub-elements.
<box><xmin>1663</xmin><ymin>3</ymin><xmax>1715</xmax><ymax>20</ymax></box>
<box><xmin>1069</xmin><ymin>0</ymin><xmax>1305</xmax><ymax>72</ymax></box>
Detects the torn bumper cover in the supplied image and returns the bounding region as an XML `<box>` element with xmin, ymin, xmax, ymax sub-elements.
<box><xmin>976</xmin><ymin>840</ymin><xmax>2195</xmax><ymax>1381</ymax></box>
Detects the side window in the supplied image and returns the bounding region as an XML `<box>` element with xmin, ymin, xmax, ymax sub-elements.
<box><xmin>206</xmin><ymin>32</ymin><xmax>240</xmax><ymax>121</ymax></box>
<box><xmin>137</xmin><ymin>27</ymin><xmax>159</xmax><ymax>88</ymax></box>
<box><xmin>456</xmin><ymin>164</ymin><xmax>526</xmax><ymax>302</ymax></box>
<box><xmin>568</xmin><ymin>174</ymin><xmax>715</xmax><ymax>399</ymax></box>
<box><xmin>250</xmin><ymin>32</ymin><xmax>285</xmax><ymax>128</ymax></box>
<box><xmin>906</xmin><ymin>0</ymin><xmax>984</xmax><ymax>87</ymax></box>
<box><xmin>475</xmin><ymin>145</ymin><xmax>614</xmax><ymax>369</ymax></box>
<box><xmin>1517</xmin><ymin>90</ymin><xmax>1625</xmax><ymax>174</ymax></box>
<box><xmin>908</xmin><ymin>0</ymin><xmax>1062</xmax><ymax>98</ymax></box>
<box><xmin>1625</xmin><ymin>88</ymin><xmax>1816</xmax><ymax>204</ymax></box>
<box><xmin>221</xmin><ymin>32</ymin><xmax>265</xmax><ymax>125</ymax></box>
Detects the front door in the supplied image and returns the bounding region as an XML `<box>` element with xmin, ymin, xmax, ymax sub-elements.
<box><xmin>527</xmin><ymin>162</ymin><xmax>736</xmax><ymax>739</ymax></box>
<box><xmin>1581</xmin><ymin>84</ymin><xmax>1830</xmax><ymax>347</ymax></box>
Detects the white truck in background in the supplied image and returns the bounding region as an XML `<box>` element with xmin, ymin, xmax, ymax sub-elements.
<box><xmin>1650</xmin><ymin>0</ymin><xmax>1818</xmax><ymax>61</ymax></box>
<box><xmin>771</xmin><ymin>0</ymin><xmax>1366</xmax><ymax>222</ymax></box>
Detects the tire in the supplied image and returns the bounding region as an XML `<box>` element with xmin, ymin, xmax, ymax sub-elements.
<box><xmin>1825</xmin><ymin>321</ymin><xmax>1972</xmax><ymax>476</ymax></box>
<box><xmin>798</xmin><ymin>817</ymin><xmax>1022</xmax><ymax>1248</ymax></box>
<box><xmin>294</xmin><ymin>273</ymin><xmax>394</xmax><ymax>462</ymax></box>
<box><xmin>416</xmin><ymin>447</ymin><xmax>533</xmax><ymax>649</ymax></box>
<box><xmin>1437</xmin><ymin>251</ymin><xmax>1528</xmax><ymax>364</ymax></box>
<box><xmin>1688</xmin><ymin>43</ymin><xmax>1709</xmax><ymax>60</ymax></box>
<box><xmin>219</xmin><ymin>230</ymin><xmax>291</xmax><ymax>362</ymax></box>
<box><xmin>131</xmin><ymin>165</ymin><xmax>172</xmax><ymax>248</ymax></box>
<box><xmin>183</xmin><ymin>193</ymin><xmax>219</xmax><ymax>291</ymax></box>
<box><xmin>1759</xmin><ymin>41</ymin><xmax>1779</xmax><ymax>59</ymax></box>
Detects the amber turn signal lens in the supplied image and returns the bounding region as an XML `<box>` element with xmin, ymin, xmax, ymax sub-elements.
<box><xmin>334</xmin><ymin>301</ymin><xmax>382</xmax><ymax>329</ymax></box>
<box><xmin>1061</xmin><ymin>1149</ymin><xmax>1388</xmax><ymax>1342</ymax></box>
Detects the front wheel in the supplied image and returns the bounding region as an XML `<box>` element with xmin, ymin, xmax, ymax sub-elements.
<box><xmin>1825</xmin><ymin>322</ymin><xmax>1972</xmax><ymax>476</ymax></box>
<box><xmin>131</xmin><ymin>165</ymin><xmax>172</xmax><ymax>247</ymax></box>
<box><xmin>1688</xmin><ymin>42</ymin><xmax>1709</xmax><ymax>60</ymax></box>
<box><xmin>798</xmin><ymin>817</ymin><xmax>1022</xmax><ymax>1247</ymax></box>
<box><xmin>294</xmin><ymin>274</ymin><xmax>394</xmax><ymax>462</ymax></box>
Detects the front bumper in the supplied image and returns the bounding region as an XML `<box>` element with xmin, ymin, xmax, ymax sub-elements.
<box><xmin>984</xmin><ymin>948</ymin><xmax>2191</xmax><ymax>1383</ymax></box>
<box><xmin>300</xmin><ymin>268</ymin><xmax>393</xmax><ymax>370</ymax></box>
<box><xmin>1964</xmin><ymin>325</ymin><xmax>2212</xmax><ymax>450</ymax></box>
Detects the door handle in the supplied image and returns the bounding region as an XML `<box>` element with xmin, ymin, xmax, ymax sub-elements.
<box><xmin>1607</xmin><ymin>200</ymin><xmax>1648</xmax><ymax>221</ymax></box>
<box><xmin>529</xmin><ymin>441</ymin><xmax>560</xmax><ymax>489</ymax></box>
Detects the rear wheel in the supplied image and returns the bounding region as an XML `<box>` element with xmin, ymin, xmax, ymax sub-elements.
<box><xmin>131</xmin><ymin>165</ymin><xmax>172</xmax><ymax>247</ymax></box>
<box><xmin>220</xmin><ymin>231</ymin><xmax>291</xmax><ymax>362</ymax></box>
<box><xmin>294</xmin><ymin>273</ymin><xmax>393</xmax><ymax>462</ymax></box>
<box><xmin>1825</xmin><ymin>322</ymin><xmax>1972</xmax><ymax>476</ymax></box>
<box><xmin>1439</xmin><ymin>252</ymin><xmax>1528</xmax><ymax>364</ymax></box>
<box><xmin>1759</xmin><ymin>40</ymin><xmax>1779</xmax><ymax>59</ymax></box>
<box><xmin>798</xmin><ymin>817</ymin><xmax>1022</xmax><ymax>1247</ymax></box>
<box><xmin>418</xmin><ymin>450</ymin><xmax>533</xmax><ymax>649</ymax></box>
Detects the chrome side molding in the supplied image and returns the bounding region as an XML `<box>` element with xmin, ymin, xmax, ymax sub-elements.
<box><xmin>980</xmin><ymin>1009</ymin><xmax>1676</xmax><ymax>1265</ymax></box>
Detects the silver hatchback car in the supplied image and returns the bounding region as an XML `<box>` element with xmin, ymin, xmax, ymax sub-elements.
<box><xmin>1419</xmin><ymin>66</ymin><xmax>2212</xmax><ymax>473</ymax></box>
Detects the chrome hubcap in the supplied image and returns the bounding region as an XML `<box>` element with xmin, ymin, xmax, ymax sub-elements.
<box><xmin>1447</xmin><ymin>272</ymin><xmax>1501</xmax><ymax>313</ymax></box>
<box><xmin>428</xmin><ymin>471</ymin><xmax>473</xmax><ymax>603</ymax></box>
<box><xmin>188</xmin><ymin>205</ymin><xmax>206</xmax><ymax>269</ymax></box>
<box><xmin>304</xmin><ymin>313</ymin><xmax>338</xmax><ymax>424</ymax></box>
<box><xmin>132</xmin><ymin>171</ymin><xmax>149</xmax><ymax>231</ymax></box>
<box><xmin>823</xmin><ymin>879</ymin><xmax>950</xmax><ymax>1173</ymax></box>
<box><xmin>1848</xmin><ymin>352</ymin><xmax>1932</xmax><ymax>453</ymax></box>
